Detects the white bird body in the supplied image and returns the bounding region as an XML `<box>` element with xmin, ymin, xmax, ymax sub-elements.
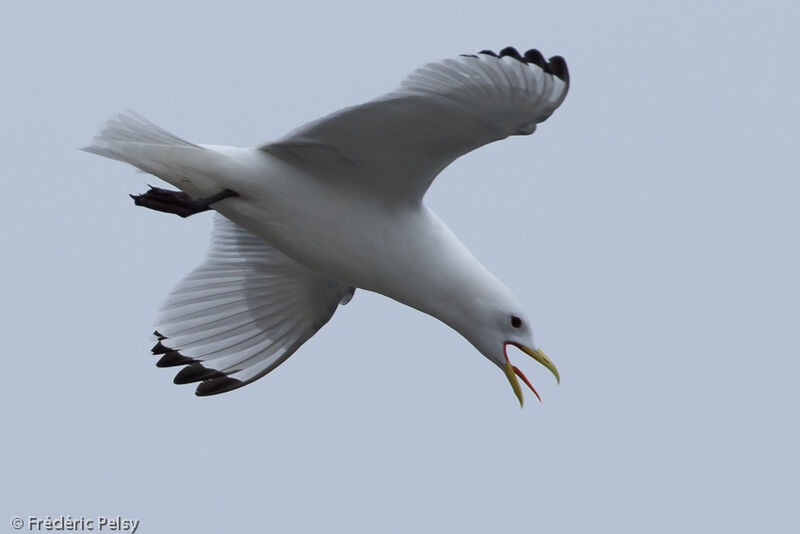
<box><xmin>146</xmin><ymin>143</ymin><xmax>511</xmax><ymax>334</ymax></box>
<box><xmin>85</xmin><ymin>47</ymin><xmax>568</xmax><ymax>403</ymax></box>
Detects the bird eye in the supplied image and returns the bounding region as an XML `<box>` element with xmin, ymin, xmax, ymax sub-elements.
<box><xmin>510</xmin><ymin>315</ymin><xmax>522</xmax><ymax>328</ymax></box>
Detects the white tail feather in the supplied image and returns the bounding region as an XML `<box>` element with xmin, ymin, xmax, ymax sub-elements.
<box><xmin>83</xmin><ymin>110</ymin><xmax>223</xmax><ymax>197</ymax></box>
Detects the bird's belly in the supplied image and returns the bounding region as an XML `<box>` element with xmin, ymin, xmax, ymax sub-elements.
<box><xmin>212</xmin><ymin>153</ymin><xmax>421</xmax><ymax>292</ymax></box>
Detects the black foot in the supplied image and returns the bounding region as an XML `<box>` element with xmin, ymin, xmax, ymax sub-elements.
<box><xmin>130</xmin><ymin>186</ymin><xmax>238</xmax><ymax>218</ymax></box>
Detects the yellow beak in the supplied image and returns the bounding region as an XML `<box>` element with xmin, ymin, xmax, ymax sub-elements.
<box><xmin>504</xmin><ymin>343</ymin><xmax>560</xmax><ymax>407</ymax></box>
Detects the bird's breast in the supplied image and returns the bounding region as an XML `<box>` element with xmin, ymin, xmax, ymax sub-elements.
<box><xmin>213</xmin><ymin>149</ymin><xmax>484</xmax><ymax>315</ymax></box>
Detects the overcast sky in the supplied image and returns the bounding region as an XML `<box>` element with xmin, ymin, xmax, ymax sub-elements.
<box><xmin>1</xmin><ymin>1</ymin><xmax>798</xmax><ymax>532</ymax></box>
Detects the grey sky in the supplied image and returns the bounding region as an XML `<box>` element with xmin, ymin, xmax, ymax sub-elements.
<box><xmin>1</xmin><ymin>1</ymin><xmax>798</xmax><ymax>532</ymax></box>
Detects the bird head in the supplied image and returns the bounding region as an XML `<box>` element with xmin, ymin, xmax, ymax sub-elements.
<box><xmin>454</xmin><ymin>297</ymin><xmax>560</xmax><ymax>407</ymax></box>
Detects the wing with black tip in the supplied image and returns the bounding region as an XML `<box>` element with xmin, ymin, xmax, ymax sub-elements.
<box><xmin>261</xmin><ymin>47</ymin><xmax>569</xmax><ymax>203</ymax></box>
<box><xmin>151</xmin><ymin>215</ymin><xmax>355</xmax><ymax>396</ymax></box>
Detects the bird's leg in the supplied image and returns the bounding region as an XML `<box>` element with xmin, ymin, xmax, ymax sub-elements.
<box><xmin>130</xmin><ymin>186</ymin><xmax>238</xmax><ymax>218</ymax></box>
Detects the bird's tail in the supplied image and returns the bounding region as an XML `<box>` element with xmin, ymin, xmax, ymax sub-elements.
<box><xmin>83</xmin><ymin>110</ymin><xmax>224</xmax><ymax>197</ymax></box>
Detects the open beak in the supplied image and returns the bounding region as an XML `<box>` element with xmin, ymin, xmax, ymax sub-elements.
<box><xmin>503</xmin><ymin>342</ymin><xmax>560</xmax><ymax>407</ymax></box>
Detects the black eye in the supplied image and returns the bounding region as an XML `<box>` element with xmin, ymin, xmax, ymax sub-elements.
<box><xmin>510</xmin><ymin>315</ymin><xmax>522</xmax><ymax>328</ymax></box>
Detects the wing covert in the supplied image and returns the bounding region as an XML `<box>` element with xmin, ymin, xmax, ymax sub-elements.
<box><xmin>261</xmin><ymin>47</ymin><xmax>569</xmax><ymax>203</ymax></box>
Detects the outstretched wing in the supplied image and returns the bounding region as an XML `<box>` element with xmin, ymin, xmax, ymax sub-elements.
<box><xmin>152</xmin><ymin>215</ymin><xmax>355</xmax><ymax>396</ymax></box>
<box><xmin>261</xmin><ymin>47</ymin><xmax>569</xmax><ymax>203</ymax></box>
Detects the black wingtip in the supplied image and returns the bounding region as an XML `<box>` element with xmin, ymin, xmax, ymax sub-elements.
<box><xmin>173</xmin><ymin>363</ymin><xmax>227</xmax><ymax>384</ymax></box>
<box><xmin>523</xmin><ymin>48</ymin><xmax>547</xmax><ymax>69</ymax></box>
<box><xmin>499</xmin><ymin>46</ymin><xmax>524</xmax><ymax>61</ymax></box>
<box><xmin>156</xmin><ymin>350</ymin><xmax>196</xmax><ymax>368</ymax></box>
<box><xmin>195</xmin><ymin>376</ymin><xmax>245</xmax><ymax>397</ymax></box>
<box><xmin>151</xmin><ymin>341</ymin><xmax>170</xmax><ymax>355</ymax></box>
<box><xmin>547</xmin><ymin>55</ymin><xmax>569</xmax><ymax>83</ymax></box>
<box><xmin>151</xmin><ymin>331</ymin><xmax>243</xmax><ymax>394</ymax></box>
<box><xmin>475</xmin><ymin>47</ymin><xmax>566</xmax><ymax>82</ymax></box>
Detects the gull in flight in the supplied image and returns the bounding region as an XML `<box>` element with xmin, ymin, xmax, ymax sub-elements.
<box><xmin>84</xmin><ymin>46</ymin><xmax>569</xmax><ymax>406</ymax></box>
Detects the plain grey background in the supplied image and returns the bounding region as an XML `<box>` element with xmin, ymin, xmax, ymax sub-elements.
<box><xmin>2</xmin><ymin>1</ymin><xmax>798</xmax><ymax>532</ymax></box>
